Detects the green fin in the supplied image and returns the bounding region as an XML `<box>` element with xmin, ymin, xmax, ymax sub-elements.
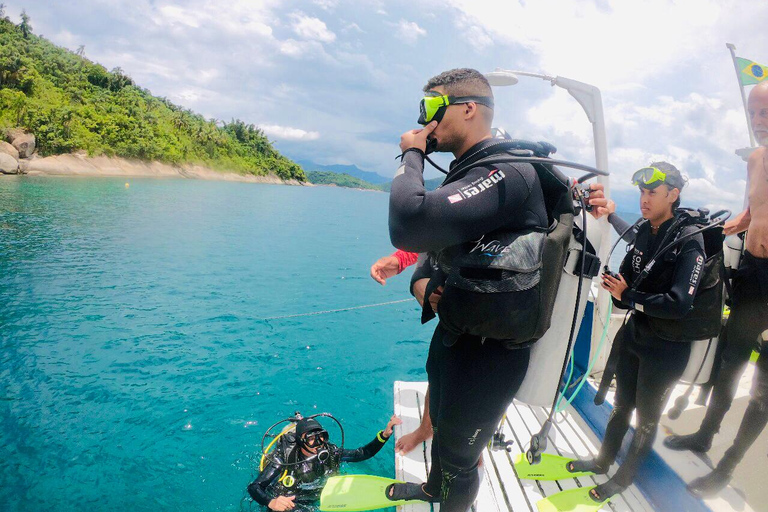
<box><xmin>514</xmin><ymin>453</ymin><xmax>593</xmax><ymax>481</ymax></box>
<box><xmin>537</xmin><ymin>486</ymin><xmax>611</xmax><ymax>512</ymax></box>
<box><xmin>319</xmin><ymin>475</ymin><xmax>422</xmax><ymax>511</ymax></box>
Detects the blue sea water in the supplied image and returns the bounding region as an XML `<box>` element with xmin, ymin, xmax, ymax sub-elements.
<box><xmin>0</xmin><ymin>178</ymin><xmax>434</xmax><ymax>512</ymax></box>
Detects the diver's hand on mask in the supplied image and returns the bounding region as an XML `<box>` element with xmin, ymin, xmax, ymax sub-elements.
<box><xmin>384</xmin><ymin>415</ymin><xmax>402</xmax><ymax>438</ymax></box>
<box><xmin>269</xmin><ymin>495</ymin><xmax>296</xmax><ymax>511</ymax></box>
<box><xmin>399</xmin><ymin>121</ymin><xmax>438</xmax><ymax>153</ymax></box>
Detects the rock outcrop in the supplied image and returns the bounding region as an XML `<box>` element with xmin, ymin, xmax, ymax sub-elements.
<box><xmin>0</xmin><ymin>141</ymin><xmax>20</xmax><ymax>160</ymax></box>
<box><xmin>9</xmin><ymin>131</ymin><xmax>36</xmax><ymax>158</ymax></box>
<box><xmin>0</xmin><ymin>152</ymin><xmax>19</xmax><ymax>174</ymax></box>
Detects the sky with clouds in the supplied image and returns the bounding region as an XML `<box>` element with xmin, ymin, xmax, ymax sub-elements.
<box><xmin>6</xmin><ymin>0</ymin><xmax>768</xmax><ymax>212</ymax></box>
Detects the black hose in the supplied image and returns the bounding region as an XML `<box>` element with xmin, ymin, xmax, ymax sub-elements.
<box><xmin>526</xmin><ymin>192</ymin><xmax>590</xmax><ymax>464</ymax></box>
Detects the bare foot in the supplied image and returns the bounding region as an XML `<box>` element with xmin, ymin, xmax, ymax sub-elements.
<box><xmin>395</xmin><ymin>427</ymin><xmax>432</xmax><ymax>455</ymax></box>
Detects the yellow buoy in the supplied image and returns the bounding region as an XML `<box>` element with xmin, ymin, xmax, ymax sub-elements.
<box><xmin>125</xmin><ymin>183</ymin><xmax>130</xmax><ymax>188</ymax></box>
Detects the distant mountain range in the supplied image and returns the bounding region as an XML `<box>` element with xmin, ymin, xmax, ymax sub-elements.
<box><xmin>297</xmin><ymin>160</ymin><xmax>390</xmax><ymax>184</ymax></box>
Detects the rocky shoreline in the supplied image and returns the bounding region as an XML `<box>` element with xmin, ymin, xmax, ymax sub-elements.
<box><xmin>15</xmin><ymin>153</ymin><xmax>305</xmax><ymax>185</ymax></box>
<box><xmin>0</xmin><ymin>130</ymin><xmax>305</xmax><ymax>185</ymax></box>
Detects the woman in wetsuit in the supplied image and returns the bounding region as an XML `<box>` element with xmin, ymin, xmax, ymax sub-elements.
<box><xmin>568</xmin><ymin>162</ymin><xmax>716</xmax><ymax>504</ymax></box>
<box><xmin>248</xmin><ymin>415</ymin><xmax>399</xmax><ymax>511</ymax></box>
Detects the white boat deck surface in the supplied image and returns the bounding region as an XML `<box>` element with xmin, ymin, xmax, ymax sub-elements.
<box><xmin>393</xmin><ymin>381</ymin><xmax>654</xmax><ymax>512</ymax></box>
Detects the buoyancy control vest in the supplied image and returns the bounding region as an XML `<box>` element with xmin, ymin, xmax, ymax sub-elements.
<box><xmin>621</xmin><ymin>209</ymin><xmax>725</xmax><ymax>342</ymax></box>
<box><xmin>268</xmin><ymin>433</ymin><xmax>341</xmax><ymax>500</ymax></box>
<box><xmin>422</xmin><ymin>140</ymin><xmax>600</xmax><ymax>348</ymax></box>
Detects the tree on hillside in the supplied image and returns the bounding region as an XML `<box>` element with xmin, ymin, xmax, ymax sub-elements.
<box><xmin>19</xmin><ymin>9</ymin><xmax>31</xmax><ymax>38</ymax></box>
<box><xmin>0</xmin><ymin>4</ymin><xmax>6</xmax><ymax>18</ymax></box>
<box><xmin>76</xmin><ymin>45</ymin><xmax>85</xmax><ymax>57</ymax></box>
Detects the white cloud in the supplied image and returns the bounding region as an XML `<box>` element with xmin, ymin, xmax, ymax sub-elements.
<box><xmin>290</xmin><ymin>13</ymin><xmax>336</xmax><ymax>43</ymax></box>
<box><xmin>343</xmin><ymin>22</ymin><xmax>364</xmax><ymax>33</ymax></box>
<box><xmin>396</xmin><ymin>19</ymin><xmax>427</xmax><ymax>44</ymax></box>
<box><xmin>259</xmin><ymin>124</ymin><xmax>321</xmax><ymax>141</ymax></box>
<box><xmin>463</xmin><ymin>23</ymin><xmax>493</xmax><ymax>51</ymax></box>
<box><xmin>441</xmin><ymin>0</ymin><xmax>768</xmax><ymax>90</ymax></box>
<box><xmin>312</xmin><ymin>0</ymin><xmax>339</xmax><ymax>10</ymax></box>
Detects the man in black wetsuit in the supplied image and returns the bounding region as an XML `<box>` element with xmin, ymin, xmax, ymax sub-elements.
<box><xmin>567</xmin><ymin>162</ymin><xmax>718</xmax><ymax>505</ymax></box>
<box><xmin>665</xmin><ymin>82</ymin><xmax>768</xmax><ymax>497</ymax></box>
<box><xmin>247</xmin><ymin>415</ymin><xmax>399</xmax><ymax>511</ymax></box>
<box><xmin>386</xmin><ymin>68</ymin><xmax>551</xmax><ymax>512</ymax></box>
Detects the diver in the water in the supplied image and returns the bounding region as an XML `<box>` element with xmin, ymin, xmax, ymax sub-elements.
<box><xmin>247</xmin><ymin>414</ymin><xmax>400</xmax><ymax>511</ymax></box>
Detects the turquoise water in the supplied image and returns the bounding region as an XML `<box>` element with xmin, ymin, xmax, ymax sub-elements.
<box><xmin>0</xmin><ymin>178</ymin><xmax>434</xmax><ymax>511</ymax></box>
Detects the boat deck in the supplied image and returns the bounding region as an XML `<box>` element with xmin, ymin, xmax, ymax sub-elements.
<box><xmin>394</xmin><ymin>381</ymin><xmax>653</xmax><ymax>512</ymax></box>
<box><xmin>394</xmin><ymin>381</ymin><xmax>757</xmax><ymax>512</ymax></box>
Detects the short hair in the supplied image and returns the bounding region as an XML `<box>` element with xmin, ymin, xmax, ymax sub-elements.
<box><xmin>423</xmin><ymin>68</ymin><xmax>493</xmax><ymax>97</ymax></box>
<box><xmin>648</xmin><ymin>161</ymin><xmax>686</xmax><ymax>209</ymax></box>
<box><xmin>423</xmin><ymin>68</ymin><xmax>493</xmax><ymax>124</ymax></box>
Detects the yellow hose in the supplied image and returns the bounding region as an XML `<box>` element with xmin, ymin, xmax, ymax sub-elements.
<box><xmin>260</xmin><ymin>424</ymin><xmax>296</xmax><ymax>471</ymax></box>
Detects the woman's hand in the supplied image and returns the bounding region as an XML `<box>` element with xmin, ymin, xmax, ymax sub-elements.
<box><xmin>384</xmin><ymin>415</ymin><xmax>402</xmax><ymax>438</ymax></box>
<box><xmin>268</xmin><ymin>496</ymin><xmax>296</xmax><ymax>511</ymax></box>
<box><xmin>601</xmin><ymin>272</ymin><xmax>628</xmax><ymax>301</ymax></box>
<box><xmin>585</xmin><ymin>183</ymin><xmax>610</xmax><ymax>219</ymax></box>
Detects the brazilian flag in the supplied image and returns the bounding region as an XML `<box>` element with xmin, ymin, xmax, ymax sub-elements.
<box><xmin>737</xmin><ymin>57</ymin><xmax>768</xmax><ymax>85</ymax></box>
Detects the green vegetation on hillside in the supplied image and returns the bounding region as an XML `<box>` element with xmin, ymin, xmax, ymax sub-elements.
<box><xmin>306</xmin><ymin>171</ymin><xmax>381</xmax><ymax>190</ymax></box>
<box><xmin>0</xmin><ymin>10</ymin><xmax>305</xmax><ymax>181</ymax></box>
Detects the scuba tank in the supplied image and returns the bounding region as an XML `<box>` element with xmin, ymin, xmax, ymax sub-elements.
<box><xmin>669</xmin><ymin>228</ymin><xmax>740</xmax><ymax>419</ymax></box>
<box><xmin>724</xmin><ymin>234</ymin><xmax>744</xmax><ymax>273</ymax></box>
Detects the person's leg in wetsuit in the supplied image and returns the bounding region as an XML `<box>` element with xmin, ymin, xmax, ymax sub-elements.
<box><xmin>687</xmin><ymin>341</ymin><xmax>768</xmax><ymax>497</ymax></box>
<box><xmin>571</xmin><ymin>319</ymin><xmax>692</xmax><ymax>500</ymax></box>
<box><xmin>422</xmin><ymin>326</ymin><xmax>530</xmax><ymax>512</ymax></box>
<box><xmin>666</xmin><ymin>253</ymin><xmax>768</xmax><ymax>453</ymax></box>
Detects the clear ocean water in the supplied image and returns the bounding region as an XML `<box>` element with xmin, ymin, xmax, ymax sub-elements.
<box><xmin>0</xmin><ymin>178</ymin><xmax>435</xmax><ymax>512</ymax></box>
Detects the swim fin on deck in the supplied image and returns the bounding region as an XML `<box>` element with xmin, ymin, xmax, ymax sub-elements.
<box><xmin>319</xmin><ymin>475</ymin><xmax>422</xmax><ymax>511</ymax></box>
<box><xmin>537</xmin><ymin>486</ymin><xmax>611</xmax><ymax>512</ymax></box>
<box><xmin>514</xmin><ymin>453</ymin><xmax>594</xmax><ymax>481</ymax></box>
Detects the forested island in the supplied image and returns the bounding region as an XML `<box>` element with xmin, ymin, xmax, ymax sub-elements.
<box><xmin>0</xmin><ymin>8</ymin><xmax>306</xmax><ymax>181</ymax></box>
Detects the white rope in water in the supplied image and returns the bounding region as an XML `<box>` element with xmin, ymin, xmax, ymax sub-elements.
<box><xmin>258</xmin><ymin>298</ymin><xmax>415</xmax><ymax>321</ymax></box>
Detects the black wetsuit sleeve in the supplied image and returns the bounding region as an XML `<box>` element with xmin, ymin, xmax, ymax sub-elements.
<box><xmin>340</xmin><ymin>431</ymin><xmax>389</xmax><ymax>462</ymax></box>
<box><xmin>621</xmin><ymin>240</ymin><xmax>705</xmax><ymax>319</ymax></box>
<box><xmin>389</xmin><ymin>150</ymin><xmax>538</xmax><ymax>253</ymax></box>
<box><xmin>247</xmin><ymin>460</ymin><xmax>282</xmax><ymax>507</ymax></box>
<box><xmin>608</xmin><ymin>213</ymin><xmax>637</xmax><ymax>243</ymax></box>
<box><xmin>409</xmin><ymin>253</ymin><xmax>434</xmax><ymax>295</ymax></box>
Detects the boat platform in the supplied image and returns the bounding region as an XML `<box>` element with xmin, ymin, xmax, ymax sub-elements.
<box><xmin>393</xmin><ymin>381</ymin><xmax>755</xmax><ymax>512</ymax></box>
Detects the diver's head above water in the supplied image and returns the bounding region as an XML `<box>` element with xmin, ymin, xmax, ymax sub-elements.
<box><xmin>295</xmin><ymin>418</ymin><xmax>330</xmax><ymax>459</ymax></box>
<box><xmin>418</xmin><ymin>68</ymin><xmax>494</xmax><ymax>158</ymax></box>
<box><xmin>749</xmin><ymin>82</ymin><xmax>768</xmax><ymax>146</ymax></box>
<box><xmin>632</xmin><ymin>161</ymin><xmax>686</xmax><ymax>227</ymax></box>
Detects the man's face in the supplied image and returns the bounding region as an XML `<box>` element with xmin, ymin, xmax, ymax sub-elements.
<box><xmin>425</xmin><ymin>86</ymin><xmax>464</xmax><ymax>153</ymax></box>
<box><xmin>639</xmin><ymin>185</ymin><xmax>676</xmax><ymax>221</ymax></box>
<box><xmin>748</xmin><ymin>86</ymin><xmax>768</xmax><ymax>146</ymax></box>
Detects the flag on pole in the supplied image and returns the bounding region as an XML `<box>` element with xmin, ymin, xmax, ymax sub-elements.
<box><xmin>736</xmin><ymin>57</ymin><xmax>768</xmax><ymax>85</ymax></box>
